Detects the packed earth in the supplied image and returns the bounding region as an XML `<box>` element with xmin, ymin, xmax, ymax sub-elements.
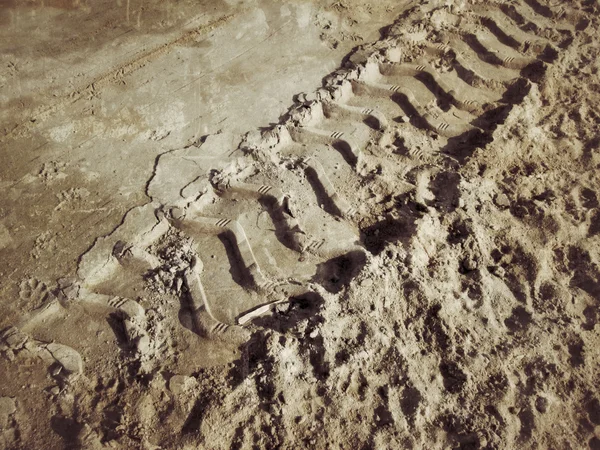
<box><xmin>1</xmin><ymin>0</ymin><xmax>599</xmax><ymax>448</ymax></box>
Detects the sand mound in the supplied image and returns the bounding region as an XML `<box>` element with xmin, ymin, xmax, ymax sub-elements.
<box><xmin>1</xmin><ymin>0</ymin><xmax>599</xmax><ymax>448</ymax></box>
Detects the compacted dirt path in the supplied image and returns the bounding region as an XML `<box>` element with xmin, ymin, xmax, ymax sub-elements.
<box><xmin>1</xmin><ymin>0</ymin><xmax>600</xmax><ymax>448</ymax></box>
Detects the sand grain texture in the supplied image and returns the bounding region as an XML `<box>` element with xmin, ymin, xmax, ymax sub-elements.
<box><xmin>1</xmin><ymin>0</ymin><xmax>600</xmax><ymax>448</ymax></box>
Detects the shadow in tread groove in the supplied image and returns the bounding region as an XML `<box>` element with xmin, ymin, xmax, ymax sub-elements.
<box><xmin>414</xmin><ymin>72</ymin><xmax>454</xmax><ymax>112</ymax></box>
<box><xmin>305</xmin><ymin>166</ymin><xmax>344</xmax><ymax>217</ymax></box>
<box><xmin>523</xmin><ymin>0</ymin><xmax>554</xmax><ymax>18</ymax></box>
<box><xmin>217</xmin><ymin>231</ymin><xmax>252</xmax><ymax>287</ymax></box>
<box><xmin>462</xmin><ymin>33</ymin><xmax>505</xmax><ymax>66</ymax></box>
<box><xmin>482</xmin><ymin>18</ymin><xmax>521</xmax><ymax>49</ymax></box>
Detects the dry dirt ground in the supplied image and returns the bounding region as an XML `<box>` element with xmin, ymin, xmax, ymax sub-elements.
<box><xmin>1</xmin><ymin>0</ymin><xmax>600</xmax><ymax>449</ymax></box>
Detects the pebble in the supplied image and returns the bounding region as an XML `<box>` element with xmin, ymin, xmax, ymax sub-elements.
<box><xmin>136</xmin><ymin>335</ymin><xmax>151</xmax><ymax>355</ymax></box>
<box><xmin>494</xmin><ymin>193</ymin><xmax>510</xmax><ymax>208</ymax></box>
<box><xmin>46</xmin><ymin>343</ymin><xmax>83</xmax><ymax>374</ymax></box>
<box><xmin>3</xmin><ymin>328</ymin><xmax>28</xmax><ymax>349</ymax></box>
<box><xmin>275</xmin><ymin>303</ymin><xmax>291</xmax><ymax>314</ymax></box>
<box><xmin>361</xmin><ymin>278</ymin><xmax>374</xmax><ymax>288</ymax></box>
<box><xmin>535</xmin><ymin>396</ymin><xmax>548</xmax><ymax>413</ymax></box>
<box><xmin>462</xmin><ymin>257</ymin><xmax>478</xmax><ymax>272</ymax></box>
<box><xmin>489</xmin><ymin>265</ymin><xmax>506</xmax><ymax>278</ymax></box>
<box><xmin>170</xmin><ymin>207</ymin><xmax>185</xmax><ymax>220</ymax></box>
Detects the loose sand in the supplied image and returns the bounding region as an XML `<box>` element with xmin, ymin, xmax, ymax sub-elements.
<box><xmin>1</xmin><ymin>0</ymin><xmax>599</xmax><ymax>448</ymax></box>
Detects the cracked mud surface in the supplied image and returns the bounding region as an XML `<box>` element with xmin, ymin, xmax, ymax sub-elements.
<box><xmin>1</xmin><ymin>0</ymin><xmax>600</xmax><ymax>448</ymax></box>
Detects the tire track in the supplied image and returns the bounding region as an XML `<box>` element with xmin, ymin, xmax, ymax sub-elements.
<box><xmin>2</xmin><ymin>0</ymin><xmax>581</xmax><ymax>373</ymax></box>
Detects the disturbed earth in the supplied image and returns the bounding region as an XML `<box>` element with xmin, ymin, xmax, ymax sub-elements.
<box><xmin>1</xmin><ymin>0</ymin><xmax>600</xmax><ymax>448</ymax></box>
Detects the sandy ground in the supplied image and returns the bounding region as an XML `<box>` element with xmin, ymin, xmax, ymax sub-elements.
<box><xmin>1</xmin><ymin>0</ymin><xmax>600</xmax><ymax>448</ymax></box>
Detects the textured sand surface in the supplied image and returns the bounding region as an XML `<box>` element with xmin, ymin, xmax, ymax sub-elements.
<box><xmin>1</xmin><ymin>0</ymin><xmax>600</xmax><ymax>448</ymax></box>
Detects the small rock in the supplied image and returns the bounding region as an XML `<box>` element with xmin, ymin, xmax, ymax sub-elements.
<box><xmin>24</xmin><ymin>339</ymin><xmax>40</xmax><ymax>352</ymax></box>
<box><xmin>170</xmin><ymin>207</ymin><xmax>185</xmax><ymax>221</ymax></box>
<box><xmin>489</xmin><ymin>265</ymin><xmax>506</xmax><ymax>278</ymax></box>
<box><xmin>275</xmin><ymin>303</ymin><xmax>291</xmax><ymax>314</ymax></box>
<box><xmin>535</xmin><ymin>396</ymin><xmax>548</xmax><ymax>413</ymax></box>
<box><xmin>46</xmin><ymin>343</ymin><xmax>83</xmax><ymax>374</ymax></box>
<box><xmin>58</xmin><ymin>277</ymin><xmax>80</xmax><ymax>300</ymax></box>
<box><xmin>462</xmin><ymin>257</ymin><xmax>478</xmax><ymax>272</ymax></box>
<box><xmin>119</xmin><ymin>300</ymin><xmax>145</xmax><ymax>319</ymax></box>
<box><xmin>361</xmin><ymin>278</ymin><xmax>374</xmax><ymax>288</ymax></box>
<box><xmin>136</xmin><ymin>335</ymin><xmax>151</xmax><ymax>355</ymax></box>
<box><xmin>2</xmin><ymin>327</ymin><xmax>28</xmax><ymax>350</ymax></box>
<box><xmin>62</xmin><ymin>284</ymin><xmax>80</xmax><ymax>300</ymax></box>
<box><xmin>384</xmin><ymin>46</ymin><xmax>402</xmax><ymax>63</ymax></box>
<box><xmin>494</xmin><ymin>193</ymin><xmax>511</xmax><ymax>208</ymax></box>
<box><xmin>304</xmin><ymin>92</ymin><xmax>319</xmax><ymax>102</ymax></box>
<box><xmin>51</xmin><ymin>364</ymin><xmax>62</xmax><ymax>377</ymax></box>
